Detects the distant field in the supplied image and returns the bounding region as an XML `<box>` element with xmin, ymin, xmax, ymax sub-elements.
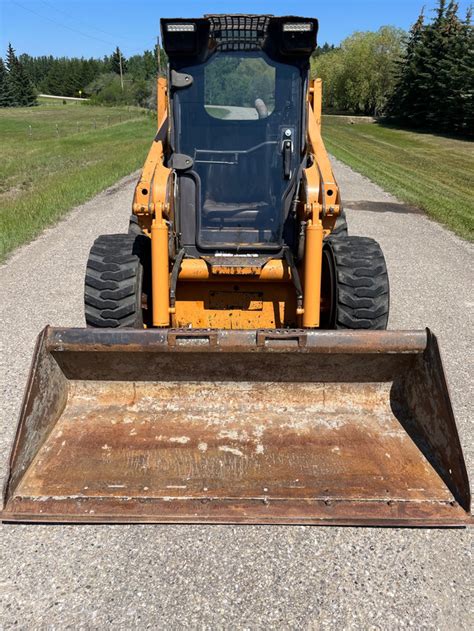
<box><xmin>2</xmin><ymin>105</ymin><xmax>472</xmax><ymax>260</ymax></box>
<box><xmin>0</xmin><ymin>103</ymin><xmax>155</xmax><ymax>260</ymax></box>
<box><xmin>322</xmin><ymin>117</ymin><xmax>473</xmax><ymax>240</ymax></box>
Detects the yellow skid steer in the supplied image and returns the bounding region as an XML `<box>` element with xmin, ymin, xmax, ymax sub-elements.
<box><xmin>1</xmin><ymin>15</ymin><xmax>470</xmax><ymax>525</ymax></box>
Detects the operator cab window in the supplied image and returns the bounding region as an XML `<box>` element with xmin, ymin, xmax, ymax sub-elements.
<box><xmin>174</xmin><ymin>51</ymin><xmax>303</xmax><ymax>249</ymax></box>
<box><xmin>204</xmin><ymin>56</ymin><xmax>276</xmax><ymax>120</ymax></box>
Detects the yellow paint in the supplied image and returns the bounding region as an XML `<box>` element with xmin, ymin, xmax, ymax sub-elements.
<box><xmin>157</xmin><ymin>77</ymin><xmax>167</xmax><ymax>129</ymax></box>
<box><xmin>303</xmin><ymin>220</ymin><xmax>323</xmax><ymax>328</ymax></box>
<box><xmin>305</xmin><ymin>78</ymin><xmax>341</xmax><ymax>231</ymax></box>
<box><xmin>175</xmin><ymin>281</ymin><xmax>297</xmax><ymax>329</ymax></box>
<box><xmin>178</xmin><ymin>259</ymin><xmax>292</xmax><ymax>282</ymax></box>
<box><xmin>151</xmin><ymin>220</ymin><xmax>170</xmax><ymax>327</ymax></box>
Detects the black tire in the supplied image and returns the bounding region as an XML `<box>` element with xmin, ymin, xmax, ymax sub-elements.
<box><xmin>321</xmin><ymin>235</ymin><xmax>389</xmax><ymax>330</ymax></box>
<box><xmin>128</xmin><ymin>214</ymin><xmax>142</xmax><ymax>236</ymax></box>
<box><xmin>84</xmin><ymin>234</ymin><xmax>151</xmax><ymax>328</ymax></box>
<box><xmin>330</xmin><ymin>209</ymin><xmax>348</xmax><ymax>237</ymax></box>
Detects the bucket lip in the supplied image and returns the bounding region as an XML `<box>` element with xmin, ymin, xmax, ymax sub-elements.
<box><xmin>1</xmin><ymin>495</ymin><xmax>472</xmax><ymax>526</ymax></box>
<box><xmin>43</xmin><ymin>326</ymin><xmax>430</xmax><ymax>354</ymax></box>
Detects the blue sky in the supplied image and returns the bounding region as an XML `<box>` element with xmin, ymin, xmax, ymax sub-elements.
<box><xmin>1</xmin><ymin>0</ymin><xmax>472</xmax><ymax>58</ymax></box>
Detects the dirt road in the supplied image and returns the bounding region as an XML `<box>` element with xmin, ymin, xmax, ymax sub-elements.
<box><xmin>1</xmin><ymin>160</ymin><xmax>472</xmax><ymax>629</ymax></box>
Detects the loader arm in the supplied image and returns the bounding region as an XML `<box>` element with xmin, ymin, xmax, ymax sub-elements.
<box><xmin>132</xmin><ymin>78</ymin><xmax>171</xmax><ymax>231</ymax></box>
<box><xmin>301</xmin><ymin>79</ymin><xmax>344</xmax><ymax>328</ymax></box>
<box><xmin>304</xmin><ymin>78</ymin><xmax>341</xmax><ymax>234</ymax></box>
<box><xmin>132</xmin><ymin>77</ymin><xmax>173</xmax><ymax>327</ymax></box>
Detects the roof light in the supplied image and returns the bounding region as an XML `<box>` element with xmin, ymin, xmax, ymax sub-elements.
<box><xmin>167</xmin><ymin>23</ymin><xmax>196</xmax><ymax>32</ymax></box>
<box><xmin>283</xmin><ymin>23</ymin><xmax>313</xmax><ymax>32</ymax></box>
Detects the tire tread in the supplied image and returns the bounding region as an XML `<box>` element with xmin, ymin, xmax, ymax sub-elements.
<box><xmin>326</xmin><ymin>235</ymin><xmax>389</xmax><ymax>330</ymax></box>
<box><xmin>84</xmin><ymin>234</ymin><xmax>149</xmax><ymax>328</ymax></box>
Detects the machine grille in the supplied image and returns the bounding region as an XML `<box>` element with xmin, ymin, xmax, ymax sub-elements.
<box><xmin>205</xmin><ymin>14</ymin><xmax>272</xmax><ymax>51</ymax></box>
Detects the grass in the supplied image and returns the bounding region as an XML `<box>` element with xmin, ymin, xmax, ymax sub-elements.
<box><xmin>2</xmin><ymin>104</ymin><xmax>472</xmax><ymax>260</ymax></box>
<box><xmin>204</xmin><ymin>105</ymin><xmax>231</xmax><ymax>119</ymax></box>
<box><xmin>0</xmin><ymin>103</ymin><xmax>156</xmax><ymax>260</ymax></box>
<box><xmin>322</xmin><ymin>117</ymin><xmax>474</xmax><ymax>241</ymax></box>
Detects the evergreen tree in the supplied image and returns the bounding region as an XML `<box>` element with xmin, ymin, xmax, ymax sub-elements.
<box><xmin>110</xmin><ymin>47</ymin><xmax>127</xmax><ymax>74</ymax></box>
<box><xmin>388</xmin><ymin>0</ymin><xmax>472</xmax><ymax>135</ymax></box>
<box><xmin>461</xmin><ymin>7</ymin><xmax>474</xmax><ymax>132</ymax></box>
<box><xmin>0</xmin><ymin>57</ymin><xmax>16</xmax><ymax>107</ymax></box>
<box><xmin>5</xmin><ymin>43</ymin><xmax>19</xmax><ymax>102</ymax></box>
<box><xmin>312</xmin><ymin>42</ymin><xmax>336</xmax><ymax>58</ymax></box>
<box><xmin>444</xmin><ymin>3</ymin><xmax>474</xmax><ymax>133</ymax></box>
<box><xmin>389</xmin><ymin>9</ymin><xmax>434</xmax><ymax>125</ymax></box>
<box><xmin>5</xmin><ymin>43</ymin><xmax>36</xmax><ymax>106</ymax></box>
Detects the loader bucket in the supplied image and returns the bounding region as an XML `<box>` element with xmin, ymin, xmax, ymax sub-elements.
<box><xmin>1</xmin><ymin>327</ymin><xmax>470</xmax><ymax>526</ymax></box>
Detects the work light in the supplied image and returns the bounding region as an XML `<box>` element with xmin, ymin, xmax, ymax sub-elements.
<box><xmin>166</xmin><ymin>23</ymin><xmax>196</xmax><ymax>32</ymax></box>
<box><xmin>283</xmin><ymin>23</ymin><xmax>313</xmax><ymax>32</ymax></box>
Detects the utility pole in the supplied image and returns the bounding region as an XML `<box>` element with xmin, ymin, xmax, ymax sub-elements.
<box><xmin>156</xmin><ymin>36</ymin><xmax>161</xmax><ymax>75</ymax></box>
<box><xmin>119</xmin><ymin>50</ymin><xmax>124</xmax><ymax>92</ymax></box>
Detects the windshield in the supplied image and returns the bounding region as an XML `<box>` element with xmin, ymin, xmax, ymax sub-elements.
<box><xmin>173</xmin><ymin>51</ymin><xmax>303</xmax><ymax>250</ymax></box>
<box><xmin>205</xmin><ymin>56</ymin><xmax>276</xmax><ymax>120</ymax></box>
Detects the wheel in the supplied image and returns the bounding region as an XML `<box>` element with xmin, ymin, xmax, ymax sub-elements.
<box><xmin>330</xmin><ymin>209</ymin><xmax>348</xmax><ymax>237</ymax></box>
<box><xmin>128</xmin><ymin>214</ymin><xmax>142</xmax><ymax>236</ymax></box>
<box><xmin>84</xmin><ymin>233</ymin><xmax>151</xmax><ymax>328</ymax></box>
<box><xmin>321</xmin><ymin>235</ymin><xmax>389</xmax><ymax>330</ymax></box>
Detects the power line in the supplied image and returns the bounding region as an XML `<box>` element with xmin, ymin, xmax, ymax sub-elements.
<box><xmin>38</xmin><ymin>0</ymin><xmax>129</xmax><ymax>43</ymax></box>
<box><xmin>12</xmin><ymin>0</ymin><xmax>116</xmax><ymax>46</ymax></box>
<box><xmin>11</xmin><ymin>0</ymin><xmax>153</xmax><ymax>56</ymax></box>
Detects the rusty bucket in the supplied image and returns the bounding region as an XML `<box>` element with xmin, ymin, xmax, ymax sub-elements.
<box><xmin>1</xmin><ymin>327</ymin><xmax>470</xmax><ymax>525</ymax></box>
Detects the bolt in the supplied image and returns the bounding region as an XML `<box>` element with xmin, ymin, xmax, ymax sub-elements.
<box><xmin>284</xmin><ymin>128</ymin><xmax>292</xmax><ymax>137</ymax></box>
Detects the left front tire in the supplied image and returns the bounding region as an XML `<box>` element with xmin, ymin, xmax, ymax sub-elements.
<box><xmin>84</xmin><ymin>233</ymin><xmax>150</xmax><ymax>328</ymax></box>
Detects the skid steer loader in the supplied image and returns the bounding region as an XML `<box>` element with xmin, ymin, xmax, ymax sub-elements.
<box><xmin>2</xmin><ymin>15</ymin><xmax>470</xmax><ymax>525</ymax></box>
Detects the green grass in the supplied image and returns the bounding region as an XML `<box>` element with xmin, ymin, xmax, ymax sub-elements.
<box><xmin>322</xmin><ymin>117</ymin><xmax>474</xmax><ymax>241</ymax></box>
<box><xmin>0</xmin><ymin>103</ymin><xmax>156</xmax><ymax>260</ymax></box>
<box><xmin>36</xmin><ymin>96</ymin><xmax>89</xmax><ymax>105</ymax></box>
<box><xmin>204</xmin><ymin>105</ymin><xmax>231</xmax><ymax>119</ymax></box>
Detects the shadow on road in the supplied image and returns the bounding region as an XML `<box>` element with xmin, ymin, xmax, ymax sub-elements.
<box><xmin>345</xmin><ymin>200</ymin><xmax>423</xmax><ymax>215</ymax></box>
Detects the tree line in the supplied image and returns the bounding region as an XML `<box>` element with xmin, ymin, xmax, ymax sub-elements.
<box><xmin>0</xmin><ymin>44</ymin><xmax>167</xmax><ymax>108</ymax></box>
<box><xmin>312</xmin><ymin>0</ymin><xmax>473</xmax><ymax>135</ymax></box>
<box><xmin>1</xmin><ymin>1</ymin><xmax>471</xmax><ymax>135</ymax></box>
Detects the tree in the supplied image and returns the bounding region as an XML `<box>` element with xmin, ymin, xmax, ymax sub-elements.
<box><xmin>5</xmin><ymin>43</ymin><xmax>36</xmax><ymax>106</ymax></box>
<box><xmin>387</xmin><ymin>11</ymin><xmax>426</xmax><ymax>124</ymax></box>
<box><xmin>110</xmin><ymin>47</ymin><xmax>127</xmax><ymax>75</ymax></box>
<box><xmin>312</xmin><ymin>42</ymin><xmax>336</xmax><ymax>58</ymax></box>
<box><xmin>312</xmin><ymin>27</ymin><xmax>405</xmax><ymax>115</ymax></box>
<box><xmin>0</xmin><ymin>57</ymin><xmax>16</xmax><ymax>106</ymax></box>
<box><xmin>388</xmin><ymin>0</ymin><xmax>473</xmax><ymax>134</ymax></box>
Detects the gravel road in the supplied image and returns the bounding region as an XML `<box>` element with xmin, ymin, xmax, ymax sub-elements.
<box><xmin>1</xmin><ymin>159</ymin><xmax>472</xmax><ymax>629</ymax></box>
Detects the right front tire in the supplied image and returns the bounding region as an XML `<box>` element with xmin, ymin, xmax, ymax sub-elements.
<box><xmin>84</xmin><ymin>233</ymin><xmax>151</xmax><ymax>328</ymax></box>
<box><xmin>321</xmin><ymin>235</ymin><xmax>389</xmax><ymax>330</ymax></box>
<box><xmin>331</xmin><ymin>209</ymin><xmax>348</xmax><ymax>237</ymax></box>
